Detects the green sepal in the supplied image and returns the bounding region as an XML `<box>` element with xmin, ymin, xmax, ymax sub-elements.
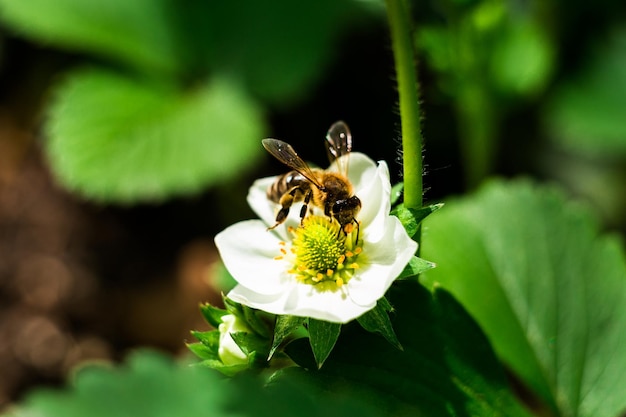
<box><xmin>199</xmin><ymin>303</ymin><xmax>228</xmax><ymax>328</ymax></box>
<box><xmin>397</xmin><ymin>256</ymin><xmax>436</xmax><ymax>280</ymax></box>
<box><xmin>308</xmin><ymin>319</ymin><xmax>341</xmax><ymax>369</ymax></box>
<box><xmin>223</xmin><ymin>296</ymin><xmax>244</xmax><ymax>316</ymax></box>
<box><xmin>194</xmin><ymin>356</ymin><xmax>249</xmax><ymax>377</ymax></box>
<box><xmin>357</xmin><ymin>297</ymin><xmax>402</xmax><ymax>351</ymax></box>
<box><xmin>190</xmin><ymin>298</ymin><xmax>274</xmax><ymax>372</ymax></box>
<box><xmin>283</xmin><ymin>337</ymin><xmax>317</xmax><ymax>370</ymax></box>
<box><xmin>270</xmin><ymin>315</ymin><xmax>306</xmax><ymax>359</ymax></box>
<box><xmin>241</xmin><ymin>305</ymin><xmax>271</xmax><ymax>338</ymax></box>
<box><xmin>230</xmin><ymin>332</ymin><xmax>271</xmax><ymax>367</ymax></box>
<box><xmin>221</xmin><ymin>298</ymin><xmax>263</xmax><ymax>335</ymax></box>
<box><xmin>190</xmin><ymin>329</ymin><xmax>220</xmax><ymax>350</ymax></box>
<box><xmin>188</xmin><ymin>339</ymin><xmax>254</xmax><ymax>377</ymax></box>
<box><xmin>186</xmin><ymin>341</ymin><xmax>219</xmax><ymax>362</ymax></box>
<box><xmin>390</xmin><ymin>182</ymin><xmax>404</xmax><ymax>206</ymax></box>
<box><xmin>391</xmin><ymin>203</ymin><xmax>444</xmax><ymax>237</ymax></box>
<box><xmin>188</xmin><ymin>329</ymin><xmax>221</xmax><ymax>364</ymax></box>
<box><xmin>222</xmin><ymin>296</ymin><xmax>273</xmax><ymax>339</ymax></box>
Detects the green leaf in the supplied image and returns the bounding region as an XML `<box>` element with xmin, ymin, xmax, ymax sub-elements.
<box><xmin>356</xmin><ymin>297</ymin><xmax>402</xmax><ymax>350</ymax></box>
<box><xmin>173</xmin><ymin>0</ymin><xmax>361</xmax><ymax>103</ymax></box>
<box><xmin>12</xmin><ymin>351</ymin><xmax>231</xmax><ymax>417</ymax></box>
<box><xmin>416</xmin><ymin>26</ymin><xmax>454</xmax><ymax>76</ymax></box>
<box><xmin>270</xmin><ymin>315</ymin><xmax>306</xmax><ymax>359</ymax></box>
<box><xmin>397</xmin><ymin>255</ymin><xmax>437</xmax><ymax>279</ymax></box>
<box><xmin>277</xmin><ymin>281</ymin><xmax>532</xmax><ymax>416</ymax></box>
<box><xmin>489</xmin><ymin>18</ymin><xmax>554</xmax><ymax>96</ymax></box>
<box><xmin>12</xmin><ymin>350</ymin><xmax>379</xmax><ymax>417</ymax></box>
<box><xmin>45</xmin><ymin>69</ymin><xmax>264</xmax><ymax>203</ymax></box>
<box><xmin>545</xmin><ymin>29</ymin><xmax>626</xmax><ymax>155</ymax></box>
<box><xmin>0</xmin><ymin>0</ymin><xmax>179</xmax><ymax>76</ymax></box>
<box><xmin>308</xmin><ymin>319</ymin><xmax>341</xmax><ymax>369</ymax></box>
<box><xmin>391</xmin><ymin>203</ymin><xmax>443</xmax><ymax>237</ymax></box>
<box><xmin>421</xmin><ymin>179</ymin><xmax>626</xmax><ymax>417</ymax></box>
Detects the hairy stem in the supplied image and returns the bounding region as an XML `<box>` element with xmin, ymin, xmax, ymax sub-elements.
<box><xmin>386</xmin><ymin>0</ymin><xmax>424</xmax><ymax>247</ymax></box>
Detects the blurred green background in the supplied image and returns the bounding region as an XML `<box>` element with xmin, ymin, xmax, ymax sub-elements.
<box><xmin>0</xmin><ymin>0</ymin><xmax>625</xmax><ymax>410</ymax></box>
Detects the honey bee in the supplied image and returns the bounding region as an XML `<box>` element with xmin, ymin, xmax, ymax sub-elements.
<box><xmin>263</xmin><ymin>121</ymin><xmax>361</xmax><ymax>235</ymax></box>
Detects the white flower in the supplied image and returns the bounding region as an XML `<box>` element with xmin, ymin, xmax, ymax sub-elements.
<box><xmin>218</xmin><ymin>314</ymin><xmax>249</xmax><ymax>366</ymax></box>
<box><xmin>215</xmin><ymin>153</ymin><xmax>417</xmax><ymax>324</ymax></box>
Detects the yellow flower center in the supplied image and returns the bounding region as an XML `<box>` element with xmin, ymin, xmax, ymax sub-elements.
<box><xmin>275</xmin><ymin>215</ymin><xmax>363</xmax><ymax>292</ymax></box>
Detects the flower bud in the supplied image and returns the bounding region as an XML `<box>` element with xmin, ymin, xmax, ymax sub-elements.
<box><xmin>218</xmin><ymin>314</ymin><xmax>249</xmax><ymax>366</ymax></box>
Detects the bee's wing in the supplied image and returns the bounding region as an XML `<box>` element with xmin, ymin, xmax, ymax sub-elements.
<box><xmin>262</xmin><ymin>138</ymin><xmax>323</xmax><ymax>188</ymax></box>
<box><xmin>325</xmin><ymin>121</ymin><xmax>352</xmax><ymax>176</ymax></box>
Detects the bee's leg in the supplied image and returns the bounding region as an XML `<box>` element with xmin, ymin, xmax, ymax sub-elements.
<box><xmin>299</xmin><ymin>189</ymin><xmax>313</xmax><ymax>224</ymax></box>
<box><xmin>324</xmin><ymin>202</ymin><xmax>332</xmax><ymax>218</ymax></box>
<box><xmin>268</xmin><ymin>187</ymin><xmax>300</xmax><ymax>230</ymax></box>
<box><xmin>341</xmin><ymin>219</ymin><xmax>360</xmax><ymax>242</ymax></box>
<box><xmin>353</xmin><ymin>219</ymin><xmax>360</xmax><ymax>243</ymax></box>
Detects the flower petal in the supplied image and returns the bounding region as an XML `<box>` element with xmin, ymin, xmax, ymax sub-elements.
<box><xmin>283</xmin><ymin>283</ymin><xmax>371</xmax><ymax>323</ymax></box>
<box><xmin>228</xmin><ymin>281</ymin><xmax>371</xmax><ymax>324</ymax></box>
<box><xmin>226</xmin><ymin>284</ymin><xmax>287</xmax><ymax>312</ymax></box>
<box><xmin>329</xmin><ymin>152</ymin><xmax>393</xmax><ymax>233</ymax></box>
<box><xmin>328</xmin><ymin>152</ymin><xmax>376</xmax><ymax>184</ymax></box>
<box><xmin>347</xmin><ymin>216</ymin><xmax>417</xmax><ymax>306</ymax></box>
<box><xmin>215</xmin><ymin>220</ymin><xmax>289</xmax><ymax>295</ymax></box>
<box><xmin>247</xmin><ymin>176</ymin><xmax>278</xmax><ymax>226</ymax></box>
<box><xmin>358</xmin><ymin>161</ymin><xmax>392</xmax><ymax>237</ymax></box>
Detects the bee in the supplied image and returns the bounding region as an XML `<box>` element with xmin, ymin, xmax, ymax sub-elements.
<box><xmin>263</xmin><ymin>121</ymin><xmax>361</xmax><ymax>236</ymax></box>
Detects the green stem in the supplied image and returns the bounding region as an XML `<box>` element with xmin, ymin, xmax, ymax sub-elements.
<box><xmin>456</xmin><ymin>83</ymin><xmax>498</xmax><ymax>189</ymax></box>
<box><xmin>385</xmin><ymin>0</ymin><xmax>423</xmax><ymax>212</ymax></box>
<box><xmin>450</xmin><ymin>20</ymin><xmax>498</xmax><ymax>189</ymax></box>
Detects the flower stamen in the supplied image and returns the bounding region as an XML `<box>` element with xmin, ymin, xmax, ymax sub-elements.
<box><xmin>272</xmin><ymin>215</ymin><xmax>363</xmax><ymax>292</ymax></box>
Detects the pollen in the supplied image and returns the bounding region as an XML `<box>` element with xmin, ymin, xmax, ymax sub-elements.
<box><xmin>292</xmin><ymin>216</ymin><xmax>345</xmax><ymax>272</ymax></box>
<box><xmin>276</xmin><ymin>215</ymin><xmax>364</xmax><ymax>292</ymax></box>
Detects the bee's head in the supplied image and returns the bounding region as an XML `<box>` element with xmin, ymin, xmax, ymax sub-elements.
<box><xmin>332</xmin><ymin>196</ymin><xmax>361</xmax><ymax>228</ymax></box>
